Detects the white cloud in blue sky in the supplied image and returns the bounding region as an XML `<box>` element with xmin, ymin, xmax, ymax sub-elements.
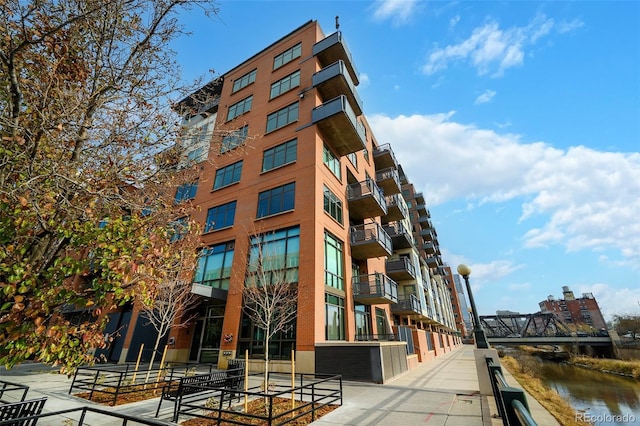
<box><xmin>474</xmin><ymin>89</ymin><xmax>496</xmax><ymax>104</ymax></box>
<box><xmin>422</xmin><ymin>13</ymin><xmax>581</xmax><ymax>77</ymax></box>
<box><xmin>372</xmin><ymin>0</ymin><xmax>418</xmax><ymax>24</ymax></box>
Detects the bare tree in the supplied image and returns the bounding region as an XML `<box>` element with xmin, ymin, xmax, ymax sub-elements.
<box><xmin>241</xmin><ymin>229</ymin><xmax>299</xmax><ymax>397</ymax></box>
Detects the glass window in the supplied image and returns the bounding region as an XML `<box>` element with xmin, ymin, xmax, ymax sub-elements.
<box><xmin>347</xmin><ymin>152</ymin><xmax>357</xmax><ymax>168</ymax></box>
<box><xmin>323</xmin><ymin>186</ymin><xmax>343</xmax><ymax>224</ymax></box>
<box><xmin>270</xmin><ymin>70</ymin><xmax>301</xmax><ymax>99</ymax></box>
<box><xmin>246</xmin><ymin>226</ymin><xmax>300</xmax><ymax>286</ymax></box>
<box><xmin>257</xmin><ymin>182</ymin><xmax>295</xmax><ymax>218</ymax></box>
<box><xmin>355</xmin><ymin>304</ymin><xmax>371</xmax><ymax>339</ymax></box>
<box><xmin>324</xmin><ymin>231</ymin><xmax>344</xmax><ymax>290</ymax></box>
<box><xmin>205</xmin><ymin>201</ymin><xmax>237</xmax><ymax>232</ymax></box>
<box><xmin>175</xmin><ymin>182</ymin><xmax>198</xmax><ymax>203</ymax></box>
<box><xmin>227</xmin><ymin>95</ymin><xmax>253</xmax><ymax>121</ymax></box>
<box><xmin>169</xmin><ymin>217</ymin><xmax>189</xmax><ymax>242</ymax></box>
<box><xmin>262</xmin><ymin>139</ymin><xmax>297</xmax><ymax>172</ymax></box>
<box><xmin>323</xmin><ymin>144</ymin><xmax>341</xmax><ymax>180</ymax></box>
<box><xmin>325</xmin><ymin>293</ymin><xmax>345</xmax><ymax>340</ymax></box>
<box><xmin>220</xmin><ymin>125</ymin><xmax>248</xmax><ymax>153</ymax></box>
<box><xmin>214</xmin><ymin>161</ymin><xmax>243</xmax><ymax>190</ymax></box>
<box><xmin>273</xmin><ymin>43</ymin><xmax>302</xmax><ymax>70</ymax></box>
<box><xmin>266</xmin><ymin>102</ymin><xmax>298</xmax><ymax>133</ymax></box>
<box><xmin>193</xmin><ymin>242</ymin><xmax>235</xmax><ymax>290</ymax></box>
<box><xmin>236</xmin><ymin>313</ymin><xmax>296</xmax><ymax>360</ymax></box>
<box><xmin>232</xmin><ymin>69</ymin><xmax>257</xmax><ymax>93</ymax></box>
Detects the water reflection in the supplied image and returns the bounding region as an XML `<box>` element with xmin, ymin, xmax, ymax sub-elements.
<box><xmin>540</xmin><ymin>361</ymin><xmax>640</xmax><ymax>424</ymax></box>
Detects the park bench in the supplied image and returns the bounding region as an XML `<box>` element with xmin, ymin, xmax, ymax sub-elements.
<box><xmin>0</xmin><ymin>397</ymin><xmax>47</xmax><ymax>426</ymax></box>
<box><xmin>155</xmin><ymin>366</ymin><xmax>244</xmax><ymax>421</ymax></box>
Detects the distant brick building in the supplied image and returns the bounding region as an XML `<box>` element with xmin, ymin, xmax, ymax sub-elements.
<box><xmin>539</xmin><ymin>286</ymin><xmax>606</xmax><ymax>330</ymax></box>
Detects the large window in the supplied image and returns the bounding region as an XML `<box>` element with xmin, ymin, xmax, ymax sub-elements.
<box><xmin>273</xmin><ymin>43</ymin><xmax>302</xmax><ymax>70</ymax></box>
<box><xmin>193</xmin><ymin>242</ymin><xmax>235</xmax><ymax>290</ymax></box>
<box><xmin>325</xmin><ymin>293</ymin><xmax>345</xmax><ymax>340</ymax></box>
<box><xmin>205</xmin><ymin>201</ymin><xmax>237</xmax><ymax>232</ymax></box>
<box><xmin>257</xmin><ymin>182</ymin><xmax>295</xmax><ymax>218</ymax></box>
<box><xmin>323</xmin><ymin>186</ymin><xmax>343</xmax><ymax>224</ymax></box>
<box><xmin>214</xmin><ymin>161</ymin><xmax>243</xmax><ymax>190</ymax></box>
<box><xmin>169</xmin><ymin>217</ymin><xmax>189</xmax><ymax>242</ymax></box>
<box><xmin>355</xmin><ymin>304</ymin><xmax>371</xmax><ymax>339</ymax></box>
<box><xmin>220</xmin><ymin>125</ymin><xmax>248</xmax><ymax>153</ymax></box>
<box><xmin>270</xmin><ymin>70</ymin><xmax>300</xmax><ymax>99</ymax></box>
<box><xmin>237</xmin><ymin>314</ymin><xmax>295</xmax><ymax>360</ymax></box>
<box><xmin>323</xmin><ymin>145</ymin><xmax>341</xmax><ymax>180</ymax></box>
<box><xmin>232</xmin><ymin>69</ymin><xmax>257</xmax><ymax>93</ymax></box>
<box><xmin>262</xmin><ymin>139</ymin><xmax>297</xmax><ymax>172</ymax></box>
<box><xmin>227</xmin><ymin>95</ymin><xmax>253</xmax><ymax>121</ymax></box>
<box><xmin>324</xmin><ymin>231</ymin><xmax>344</xmax><ymax>290</ymax></box>
<box><xmin>266</xmin><ymin>102</ymin><xmax>298</xmax><ymax>133</ymax></box>
<box><xmin>246</xmin><ymin>226</ymin><xmax>300</xmax><ymax>286</ymax></box>
<box><xmin>174</xmin><ymin>182</ymin><xmax>198</xmax><ymax>203</ymax></box>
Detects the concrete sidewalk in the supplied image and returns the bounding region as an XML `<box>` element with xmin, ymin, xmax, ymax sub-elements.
<box><xmin>0</xmin><ymin>345</ymin><xmax>560</xmax><ymax>425</ymax></box>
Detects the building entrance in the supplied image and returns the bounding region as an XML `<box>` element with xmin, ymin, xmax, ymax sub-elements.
<box><xmin>189</xmin><ymin>301</ymin><xmax>226</xmax><ymax>363</ymax></box>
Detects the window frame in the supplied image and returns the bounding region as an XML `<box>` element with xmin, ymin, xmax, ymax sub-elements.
<box><xmin>193</xmin><ymin>242</ymin><xmax>235</xmax><ymax>290</ymax></box>
<box><xmin>266</xmin><ymin>102</ymin><xmax>298</xmax><ymax>133</ymax></box>
<box><xmin>232</xmin><ymin>69</ymin><xmax>257</xmax><ymax>93</ymax></box>
<box><xmin>227</xmin><ymin>95</ymin><xmax>253</xmax><ymax>121</ymax></box>
<box><xmin>273</xmin><ymin>43</ymin><xmax>302</xmax><ymax>70</ymax></box>
<box><xmin>174</xmin><ymin>181</ymin><xmax>198</xmax><ymax>203</ymax></box>
<box><xmin>220</xmin><ymin>125</ymin><xmax>249</xmax><ymax>153</ymax></box>
<box><xmin>323</xmin><ymin>186</ymin><xmax>343</xmax><ymax>224</ymax></box>
<box><xmin>214</xmin><ymin>161</ymin><xmax>243</xmax><ymax>190</ymax></box>
<box><xmin>256</xmin><ymin>182</ymin><xmax>296</xmax><ymax>218</ymax></box>
<box><xmin>262</xmin><ymin>139</ymin><xmax>297</xmax><ymax>172</ymax></box>
<box><xmin>324</xmin><ymin>231</ymin><xmax>344</xmax><ymax>290</ymax></box>
<box><xmin>205</xmin><ymin>200</ymin><xmax>237</xmax><ymax>232</ymax></box>
<box><xmin>270</xmin><ymin>70</ymin><xmax>301</xmax><ymax>99</ymax></box>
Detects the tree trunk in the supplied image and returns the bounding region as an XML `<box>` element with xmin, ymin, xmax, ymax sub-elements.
<box><xmin>144</xmin><ymin>329</ymin><xmax>164</xmax><ymax>384</ymax></box>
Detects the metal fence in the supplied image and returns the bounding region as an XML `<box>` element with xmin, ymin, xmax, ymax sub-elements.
<box><xmin>486</xmin><ymin>358</ymin><xmax>537</xmax><ymax>426</ymax></box>
<box><xmin>0</xmin><ymin>405</ymin><xmax>175</xmax><ymax>426</ymax></box>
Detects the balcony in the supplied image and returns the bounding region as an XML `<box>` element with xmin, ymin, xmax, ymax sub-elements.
<box><xmin>416</xmin><ymin>203</ymin><xmax>429</xmax><ymax>217</ymax></box>
<box><xmin>313</xmin><ymin>60</ymin><xmax>362</xmax><ymax>116</ymax></box>
<box><xmin>382</xmin><ymin>194</ymin><xmax>408</xmax><ymax>223</ymax></box>
<box><xmin>350</xmin><ymin>223</ymin><xmax>392</xmax><ymax>259</ymax></box>
<box><xmin>425</xmin><ymin>255</ymin><xmax>442</xmax><ymax>268</ymax></box>
<box><xmin>414</xmin><ymin>192</ymin><xmax>425</xmax><ymax>205</ymax></box>
<box><xmin>422</xmin><ymin>241</ymin><xmax>437</xmax><ymax>255</ymax></box>
<box><xmin>372</xmin><ymin>143</ymin><xmax>398</xmax><ymax>170</ymax></box>
<box><xmin>386</xmin><ymin>257</ymin><xmax>417</xmax><ymax>281</ymax></box>
<box><xmin>312</xmin><ymin>96</ymin><xmax>366</xmax><ymax>156</ymax></box>
<box><xmin>346</xmin><ymin>178</ymin><xmax>387</xmax><ymax>220</ymax></box>
<box><xmin>418</xmin><ymin>216</ymin><xmax>433</xmax><ymax>229</ymax></box>
<box><xmin>420</xmin><ymin>228</ymin><xmax>435</xmax><ymax>241</ymax></box>
<box><xmin>312</xmin><ymin>31</ymin><xmax>359</xmax><ymax>85</ymax></box>
<box><xmin>392</xmin><ymin>294</ymin><xmax>422</xmax><ymax>316</ymax></box>
<box><xmin>383</xmin><ymin>221</ymin><xmax>412</xmax><ymax>249</ymax></box>
<box><xmin>352</xmin><ymin>273</ymin><xmax>398</xmax><ymax>305</ymax></box>
<box><xmin>375</xmin><ymin>167</ymin><xmax>401</xmax><ymax>195</ymax></box>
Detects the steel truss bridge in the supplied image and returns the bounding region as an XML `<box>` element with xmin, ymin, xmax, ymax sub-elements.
<box><xmin>480</xmin><ymin>312</ymin><xmax>612</xmax><ymax>347</ymax></box>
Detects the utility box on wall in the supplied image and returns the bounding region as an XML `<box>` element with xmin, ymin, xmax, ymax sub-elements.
<box><xmin>315</xmin><ymin>341</ymin><xmax>408</xmax><ymax>383</ymax></box>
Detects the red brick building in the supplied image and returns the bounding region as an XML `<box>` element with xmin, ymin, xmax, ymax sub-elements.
<box><xmin>539</xmin><ymin>286</ymin><xmax>606</xmax><ymax>330</ymax></box>
<box><xmin>102</xmin><ymin>20</ymin><xmax>462</xmax><ymax>380</ymax></box>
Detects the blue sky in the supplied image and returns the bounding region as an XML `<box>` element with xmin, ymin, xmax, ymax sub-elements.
<box><xmin>172</xmin><ymin>0</ymin><xmax>640</xmax><ymax>321</ymax></box>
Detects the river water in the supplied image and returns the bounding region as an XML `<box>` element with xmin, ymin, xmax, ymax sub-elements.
<box><xmin>539</xmin><ymin>361</ymin><xmax>640</xmax><ymax>425</ymax></box>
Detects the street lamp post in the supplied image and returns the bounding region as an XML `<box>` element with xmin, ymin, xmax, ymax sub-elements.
<box><xmin>457</xmin><ymin>264</ymin><xmax>489</xmax><ymax>349</ymax></box>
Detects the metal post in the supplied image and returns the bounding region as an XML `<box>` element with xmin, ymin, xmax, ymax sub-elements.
<box><xmin>458</xmin><ymin>266</ymin><xmax>489</xmax><ymax>349</ymax></box>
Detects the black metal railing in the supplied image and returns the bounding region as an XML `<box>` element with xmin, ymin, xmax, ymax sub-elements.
<box><xmin>175</xmin><ymin>372</ymin><xmax>342</xmax><ymax>425</ymax></box>
<box><xmin>0</xmin><ymin>380</ymin><xmax>29</xmax><ymax>403</ymax></box>
<box><xmin>486</xmin><ymin>358</ymin><xmax>537</xmax><ymax>426</ymax></box>
<box><xmin>69</xmin><ymin>362</ymin><xmax>215</xmax><ymax>406</ymax></box>
<box><xmin>0</xmin><ymin>405</ymin><xmax>173</xmax><ymax>425</ymax></box>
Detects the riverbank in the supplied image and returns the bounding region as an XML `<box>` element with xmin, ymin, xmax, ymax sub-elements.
<box><xmin>567</xmin><ymin>355</ymin><xmax>640</xmax><ymax>379</ymax></box>
<box><xmin>501</xmin><ymin>355</ymin><xmax>589</xmax><ymax>426</ymax></box>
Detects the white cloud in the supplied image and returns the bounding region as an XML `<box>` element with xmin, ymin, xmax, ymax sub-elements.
<box><xmin>368</xmin><ymin>113</ymin><xmax>640</xmax><ymax>265</ymax></box>
<box><xmin>557</xmin><ymin>18</ymin><xmax>585</xmax><ymax>34</ymax></box>
<box><xmin>423</xmin><ymin>13</ymin><xmax>576</xmax><ymax>77</ymax></box>
<box><xmin>450</xmin><ymin>14</ymin><xmax>460</xmax><ymax>29</ymax></box>
<box><xmin>474</xmin><ymin>89</ymin><xmax>496</xmax><ymax>104</ymax></box>
<box><xmin>359</xmin><ymin>73</ymin><xmax>370</xmax><ymax>88</ymax></box>
<box><xmin>372</xmin><ymin>0</ymin><xmax>418</xmax><ymax>24</ymax></box>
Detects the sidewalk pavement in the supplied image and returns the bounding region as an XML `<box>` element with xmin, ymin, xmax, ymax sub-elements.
<box><xmin>0</xmin><ymin>345</ymin><xmax>560</xmax><ymax>425</ymax></box>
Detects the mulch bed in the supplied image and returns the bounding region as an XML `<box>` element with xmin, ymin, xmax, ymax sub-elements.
<box><xmin>74</xmin><ymin>382</ymin><xmax>170</xmax><ymax>406</ymax></box>
<box><xmin>180</xmin><ymin>397</ymin><xmax>339</xmax><ymax>425</ymax></box>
